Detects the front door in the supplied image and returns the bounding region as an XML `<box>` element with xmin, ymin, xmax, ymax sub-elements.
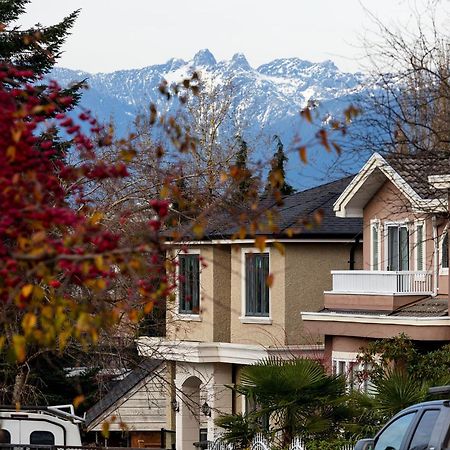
<box><xmin>387</xmin><ymin>225</ymin><xmax>409</xmax><ymax>271</ymax></box>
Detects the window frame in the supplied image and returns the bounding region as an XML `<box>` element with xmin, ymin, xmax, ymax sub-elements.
<box><xmin>240</xmin><ymin>248</ymin><xmax>272</xmax><ymax>324</ymax></box>
<box><xmin>384</xmin><ymin>221</ymin><xmax>410</xmax><ymax>271</ymax></box>
<box><xmin>176</xmin><ymin>249</ymin><xmax>202</xmax><ymax>320</ymax></box>
<box><xmin>441</xmin><ymin>230</ymin><xmax>449</xmax><ymax>275</ymax></box>
<box><xmin>370</xmin><ymin>219</ymin><xmax>381</xmax><ymax>270</ymax></box>
<box><xmin>0</xmin><ymin>429</ymin><xmax>11</xmax><ymax>444</ymax></box>
<box><xmin>332</xmin><ymin>351</ymin><xmax>372</xmax><ymax>394</ymax></box>
<box><xmin>30</xmin><ymin>431</ymin><xmax>55</xmax><ymax>446</ymax></box>
<box><xmin>414</xmin><ymin>220</ymin><xmax>426</xmax><ymax>272</ymax></box>
<box><xmin>373</xmin><ymin>410</ymin><xmax>417</xmax><ymax>450</ymax></box>
<box><xmin>406</xmin><ymin>408</ymin><xmax>440</xmax><ymax>450</ymax></box>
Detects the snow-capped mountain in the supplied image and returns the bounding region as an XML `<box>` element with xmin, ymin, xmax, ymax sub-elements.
<box><xmin>51</xmin><ymin>49</ymin><xmax>368</xmax><ymax>187</ymax></box>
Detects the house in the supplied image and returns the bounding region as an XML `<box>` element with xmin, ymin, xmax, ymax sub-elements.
<box><xmin>301</xmin><ymin>152</ymin><xmax>450</xmax><ymax>386</ymax></box>
<box><xmin>137</xmin><ymin>176</ymin><xmax>363</xmax><ymax>449</ymax></box>
<box><xmin>85</xmin><ymin>359</ymin><xmax>173</xmax><ymax>448</ymax></box>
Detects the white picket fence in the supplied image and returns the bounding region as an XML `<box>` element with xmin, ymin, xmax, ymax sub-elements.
<box><xmin>208</xmin><ymin>433</ymin><xmax>354</xmax><ymax>450</ymax></box>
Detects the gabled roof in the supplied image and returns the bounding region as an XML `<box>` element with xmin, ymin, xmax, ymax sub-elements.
<box><xmin>334</xmin><ymin>152</ymin><xmax>447</xmax><ymax>218</ymax></box>
<box><xmin>85</xmin><ymin>359</ymin><xmax>162</xmax><ymax>430</ymax></box>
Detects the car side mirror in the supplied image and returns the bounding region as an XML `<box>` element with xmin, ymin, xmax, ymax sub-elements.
<box><xmin>354</xmin><ymin>439</ymin><xmax>375</xmax><ymax>450</ymax></box>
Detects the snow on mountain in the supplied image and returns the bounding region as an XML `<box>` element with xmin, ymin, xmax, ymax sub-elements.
<box><xmin>50</xmin><ymin>50</ymin><xmax>369</xmax><ymax>187</ymax></box>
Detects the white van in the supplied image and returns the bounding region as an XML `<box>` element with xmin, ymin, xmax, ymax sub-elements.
<box><xmin>0</xmin><ymin>405</ymin><xmax>83</xmax><ymax>446</ymax></box>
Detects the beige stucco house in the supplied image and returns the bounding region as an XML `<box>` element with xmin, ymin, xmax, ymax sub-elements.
<box><xmin>137</xmin><ymin>176</ymin><xmax>363</xmax><ymax>449</ymax></box>
<box><xmin>302</xmin><ymin>152</ymin><xmax>450</xmax><ymax>386</ymax></box>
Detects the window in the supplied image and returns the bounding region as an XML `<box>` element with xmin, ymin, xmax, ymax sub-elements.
<box><xmin>333</xmin><ymin>358</ymin><xmax>356</xmax><ymax>392</ymax></box>
<box><xmin>442</xmin><ymin>233</ymin><xmax>448</xmax><ymax>269</ymax></box>
<box><xmin>245</xmin><ymin>253</ymin><xmax>269</xmax><ymax>317</ymax></box>
<box><xmin>374</xmin><ymin>412</ymin><xmax>416</xmax><ymax>450</ymax></box>
<box><xmin>245</xmin><ymin>396</ymin><xmax>269</xmax><ymax>430</ymax></box>
<box><xmin>178</xmin><ymin>254</ymin><xmax>200</xmax><ymax>314</ymax></box>
<box><xmin>30</xmin><ymin>431</ymin><xmax>55</xmax><ymax>445</ymax></box>
<box><xmin>387</xmin><ymin>224</ymin><xmax>409</xmax><ymax>271</ymax></box>
<box><xmin>371</xmin><ymin>221</ymin><xmax>380</xmax><ymax>270</ymax></box>
<box><xmin>332</xmin><ymin>358</ymin><xmax>371</xmax><ymax>393</ymax></box>
<box><xmin>0</xmin><ymin>429</ymin><xmax>11</xmax><ymax>444</ymax></box>
<box><xmin>199</xmin><ymin>428</ymin><xmax>208</xmax><ymax>443</ymax></box>
<box><xmin>408</xmin><ymin>409</ymin><xmax>440</xmax><ymax>450</ymax></box>
<box><xmin>415</xmin><ymin>223</ymin><xmax>425</xmax><ymax>271</ymax></box>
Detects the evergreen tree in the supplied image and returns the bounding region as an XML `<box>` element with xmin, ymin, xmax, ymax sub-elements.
<box><xmin>0</xmin><ymin>0</ymin><xmax>80</xmax><ymax>82</ymax></box>
<box><xmin>0</xmin><ymin>0</ymin><xmax>83</xmax><ymax>155</ymax></box>
<box><xmin>235</xmin><ymin>136</ymin><xmax>252</xmax><ymax>198</ymax></box>
<box><xmin>265</xmin><ymin>135</ymin><xmax>295</xmax><ymax>195</ymax></box>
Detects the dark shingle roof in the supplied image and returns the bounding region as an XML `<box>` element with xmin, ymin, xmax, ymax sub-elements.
<box><xmin>387</xmin><ymin>152</ymin><xmax>450</xmax><ymax>199</ymax></box>
<box><xmin>319</xmin><ymin>296</ymin><xmax>448</xmax><ymax>318</ymax></box>
<box><xmin>198</xmin><ymin>176</ymin><xmax>363</xmax><ymax>240</ymax></box>
<box><xmin>319</xmin><ymin>308</ymin><xmax>387</xmax><ymax>316</ymax></box>
<box><xmin>390</xmin><ymin>296</ymin><xmax>448</xmax><ymax>317</ymax></box>
<box><xmin>85</xmin><ymin>359</ymin><xmax>162</xmax><ymax>429</ymax></box>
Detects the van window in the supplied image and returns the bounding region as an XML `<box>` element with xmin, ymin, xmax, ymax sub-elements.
<box><xmin>0</xmin><ymin>429</ymin><xmax>11</xmax><ymax>444</ymax></box>
<box><xmin>30</xmin><ymin>431</ymin><xmax>55</xmax><ymax>445</ymax></box>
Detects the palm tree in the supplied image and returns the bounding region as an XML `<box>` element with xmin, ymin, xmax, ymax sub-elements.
<box><xmin>372</xmin><ymin>369</ymin><xmax>429</xmax><ymax>417</ymax></box>
<box><xmin>221</xmin><ymin>357</ymin><xmax>350</xmax><ymax>447</ymax></box>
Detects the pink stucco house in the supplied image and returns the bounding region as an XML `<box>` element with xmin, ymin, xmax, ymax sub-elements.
<box><xmin>302</xmin><ymin>152</ymin><xmax>450</xmax><ymax>384</ymax></box>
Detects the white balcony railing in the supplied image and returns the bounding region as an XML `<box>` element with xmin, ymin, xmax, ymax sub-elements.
<box><xmin>330</xmin><ymin>270</ymin><xmax>433</xmax><ymax>295</ymax></box>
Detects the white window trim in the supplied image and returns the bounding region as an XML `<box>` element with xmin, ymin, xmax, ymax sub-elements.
<box><xmin>383</xmin><ymin>220</ymin><xmax>411</xmax><ymax>271</ymax></box>
<box><xmin>370</xmin><ymin>219</ymin><xmax>381</xmax><ymax>270</ymax></box>
<box><xmin>414</xmin><ymin>220</ymin><xmax>426</xmax><ymax>272</ymax></box>
<box><xmin>439</xmin><ymin>228</ymin><xmax>449</xmax><ymax>275</ymax></box>
<box><xmin>175</xmin><ymin>248</ymin><xmax>202</xmax><ymax>320</ymax></box>
<box><xmin>239</xmin><ymin>247</ymin><xmax>272</xmax><ymax>324</ymax></box>
<box><xmin>331</xmin><ymin>351</ymin><xmax>371</xmax><ymax>394</ymax></box>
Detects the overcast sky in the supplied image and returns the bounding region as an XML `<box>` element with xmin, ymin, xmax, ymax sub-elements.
<box><xmin>20</xmin><ymin>0</ymin><xmax>444</xmax><ymax>74</ymax></box>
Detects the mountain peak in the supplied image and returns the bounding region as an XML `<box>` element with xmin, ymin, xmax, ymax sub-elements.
<box><xmin>317</xmin><ymin>59</ymin><xmax>338</xmax><ymax>71</ymax></box>
<box><xmin>229</xmin><ymin>53</ymin><xmax>251</xmax><ymax>70</ymax></box>
<box><xmin>192</xmin><ymin>49</ymin><xmax>217</xmax><ymax>67</ymax></box>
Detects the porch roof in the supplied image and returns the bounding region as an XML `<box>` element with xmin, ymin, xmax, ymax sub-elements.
<box><xmin>319</xmin><ymin>296</ymin><xmax>448</xmax><ymax>318</ymax></box>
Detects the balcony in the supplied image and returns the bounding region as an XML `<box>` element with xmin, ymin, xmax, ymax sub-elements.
<box><xmin>324</xmin><ymin>271</ymin><xmax>434</xmax><ymax>312</ymax></box>
<box><xmin>330</xmin><ymin>270</ymin><xmax>433</xmax><ymax>295</ymax></box>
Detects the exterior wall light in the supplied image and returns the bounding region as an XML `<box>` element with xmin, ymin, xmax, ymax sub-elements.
<box><xmin>201</xmin><ymin>401</ymin><xmax>211</xmax><ymax>417</ymax></box>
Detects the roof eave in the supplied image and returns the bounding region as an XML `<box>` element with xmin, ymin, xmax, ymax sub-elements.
<box><xmin>334</xmin><ymin>152</ymin><xmax>427</xmax><ymax>218</ymax></box>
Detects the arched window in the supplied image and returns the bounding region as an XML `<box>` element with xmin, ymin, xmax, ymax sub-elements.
<box><xmin>30</xmin><ymin>431</ymin><xmax>55</xmax><ymax>446</ymax></box>
<box><xmin>0</xmin><ymin>429</ymin><xmax>11</xmax><ymax>444</ymax></box>
<box><xmin>443</xmin><ymin>233</ymin><xmax>448</xmax><ymax>269</ymax></box>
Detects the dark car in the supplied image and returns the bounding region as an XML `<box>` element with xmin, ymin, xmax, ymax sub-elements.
<box><xmin>354</xmin><ymin>398</ymin><xmax>450</xmax><ymax>450</ymax></box>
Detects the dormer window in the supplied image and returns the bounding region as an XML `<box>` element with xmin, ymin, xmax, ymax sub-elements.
<box><xmin>178</xmin><ymin>254</ymin><xmax>200</xmax><ymax>314</ymax></box>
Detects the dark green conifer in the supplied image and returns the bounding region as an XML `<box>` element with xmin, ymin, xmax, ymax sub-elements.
<box><xmin>0</xmin><ymin>0</ymin><xmax>84</xmax><ymax>154</ymax></box>
<box><xmin>0</xmin><ymin>0</ymin><xmax>80</xmax><ymax>81</ymax></box>
<box><xmin>235</xmin><ymin>136</ymin><xmax>252</xmax><ymax>198</ymax></box>
<box><xmin>265</xmin><ymin>135</ymin><xmax>295</xmax><ymax>196</ymax></box>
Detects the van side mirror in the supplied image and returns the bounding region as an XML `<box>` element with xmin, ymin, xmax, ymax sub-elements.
<box><xmin>354</xmin><ymin>439</ymin><xmax>375</xmax><ymax>450</ymax></box>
